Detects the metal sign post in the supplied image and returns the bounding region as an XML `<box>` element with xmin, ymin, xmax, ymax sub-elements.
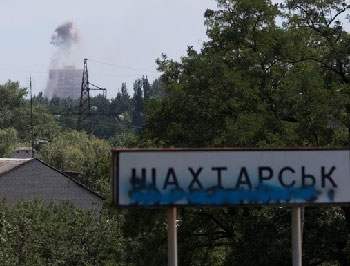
<box><xmin>168</xmin><ymin>207</ymin><xmax>178</xmax><ymax>266</ymax></box>
<box><xmin>292</xmin><ymin>206</ymin><xmax>302</xmax><ymax>266</ymax></box>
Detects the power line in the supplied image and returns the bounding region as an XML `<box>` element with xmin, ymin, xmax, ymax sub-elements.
<box><xmin>88</xmin><ymin>58</ymin><xmax>159</xmax><ymax>73</ymax></box>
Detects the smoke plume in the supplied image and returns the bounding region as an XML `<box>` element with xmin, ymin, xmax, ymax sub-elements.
<box><xmin>50</xmin><ymin>21</ymin><xmax>79</xmax><ymax>48</ymax></box>
<box><xmin>49</xmin><ymin>21</ymin><xmax>81</xmax><ymax>68</ymax></box>
<box><xmin>45</xmin><ymin>21</ymin><xmax>82</xmax><ymax>99</ymax></box>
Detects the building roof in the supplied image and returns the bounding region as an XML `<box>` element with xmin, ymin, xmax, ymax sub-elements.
<box><xmin>0</xmin><ymin>158</ymin><xmax>104</xmax><ymax>200</ymax></box>
<box><xmin>0</xmin><ymin>158</ymin><xmax>31</xmax><ymax>175</ymax></box>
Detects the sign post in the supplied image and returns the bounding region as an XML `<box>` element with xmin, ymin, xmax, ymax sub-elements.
<box><xmin>292</xmin><ymin>206</ymin><xmax>302</xmax><ymax>266</ymax></box>
<box><xmin>168</xmin><ymin>207</ymin><xmax>178</xmax><ymax>266</ymax></box>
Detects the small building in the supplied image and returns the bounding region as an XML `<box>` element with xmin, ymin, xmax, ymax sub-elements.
<box><xmin>0</xmin><ymin>158</ymin><xmax>103</xmax><ymax>214</ymax></box>
<box><xmin>13</xmin><ymin>147</ymin><xmax>36</xmax><ymax>158</ymax></box>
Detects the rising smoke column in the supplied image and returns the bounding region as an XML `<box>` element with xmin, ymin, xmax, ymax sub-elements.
<box><xmin>45</xmin><ymin>21</ymin><xmax>81</xmax><ymax>99</ymax></box>
<box><xmin>51</xmin><ymin>21</ymin><xmax>79</xmax><ymax>47</ymax></box>
<box><xmin>50</xmin><ymin>21</ymin><xmax>80</xmax><ymax>67</ymax></box>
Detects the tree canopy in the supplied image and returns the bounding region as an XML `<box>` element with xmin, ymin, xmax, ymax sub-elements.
<box><xmin>141</xmin><ymin>0</ymin><xmax>349</xmax><ymax>148</ymax></box>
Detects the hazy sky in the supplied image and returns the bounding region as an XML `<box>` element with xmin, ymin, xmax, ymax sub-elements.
<box><xmin>0</xmin><ymin>0</ymin><xmax>217</xmax><ymax>98</ymax></box>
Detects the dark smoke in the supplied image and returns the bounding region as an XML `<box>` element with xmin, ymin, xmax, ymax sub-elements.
<box><xmin>50</xmin><ymin>21</ymin><xmax>79</xmax><ymax>47</ymax></box>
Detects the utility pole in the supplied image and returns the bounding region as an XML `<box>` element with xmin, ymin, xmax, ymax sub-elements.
<box><xmin>30</xmin><ymin>76</ymin><xmax>34</xmax><ymax>158</ymax></box>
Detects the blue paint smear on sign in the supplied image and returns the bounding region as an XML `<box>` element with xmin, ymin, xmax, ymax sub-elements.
<box><xmin>128</xmin><ymin>184</ymin><xmax>322</xmax><ymax>206</ymax></box>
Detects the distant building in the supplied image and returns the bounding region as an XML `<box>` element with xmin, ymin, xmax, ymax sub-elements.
<box><xmin>13</xmin><ymin>147</ymin><xmax>36</xmax><ymax>158</ymax></box>
<box><xmin>0</xmin><ymin>158</ymin><xmax>103</xmax><ymax>214</ymax></box>
<box><xmin>47</xmin><ymin>66</ymin><xmax>83</xmax><ymax>99</ymax></box>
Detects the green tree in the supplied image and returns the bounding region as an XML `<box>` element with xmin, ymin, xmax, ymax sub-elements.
<box><xmin>133</xmin><ymin>0</ymin><xmax>350</xmax><ymax>265</ymax></box>
<box><xmin>31</xmin><ymin>104</ymin><xmax>62</xmax><ymax>144</ymax></box>
<box><xmin>0</xmin><ymin>81</ymin><xmax>27</xmax><ymax>123</ymax></box>
<box><xmin>0</xmin><ymin>200</ymin><xmax>127</xmax><ymax>266</ymax></box>
<box><xmin>110</xmin><ymin>83</ymin><xmax>132</xmax><ymax>116</ymax></box>
<box><xmin>0</xmin><ymin>128</ymin><xmax>18</xmax><ymax>157</ymax></box>
<box><xmin>0</xmin><ymin>81</ymin><xmax>62</xmax><ymax>146</ymax></box>
<box><xmin>38</xmin><ymin>130</ymin><xmax>111</xmax><ymax>196</ymax></box>
<box><xmin>132</xmin><ymin>78</ymin><xmax>145</xmax><ymax>129</ymax></box>
<box><xmin>149</xmin><ymin>77</ymin><xmax>166</xmax><ymax>99</ymax></box>
<box><xmin>109</xmin><ymin>132</ymin><xmax>136</xmax><ymax>148</ymax></box>
<box><xmin>141</xmin><ymin>0</ymin><xmax>349</xmax><ymax>148</ymax></box>
<box><xmin>281</xmin><ymin>0</ymin><xmax>350</xmax><ymax>146</ymax></box>
<box><xmin>142</xmin><ymin>0</ymin><xmax>290</xmax><ymax>147</ymax></box>
<box><xmin>0</xmin><ymin>81</ymin><xmax>27</xmax><ymax>132</ymax></box>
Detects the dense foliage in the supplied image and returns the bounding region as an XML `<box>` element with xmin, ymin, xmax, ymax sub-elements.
<box><xmin>141</xmin><ymin>0</ymin><xmax>349</xmax><ymax>148</ymax></box>
<box><xmin>0</xmin><ymin>0</ymin><xmax>349</xmax><ymax>265</ymax></box>
<box><xmin>0</xmin><ymin>200</ymin><xmax>126</xmax><ymax>266</ymax></box>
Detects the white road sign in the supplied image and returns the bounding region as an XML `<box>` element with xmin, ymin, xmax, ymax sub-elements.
<box><xmin>112</xmin><ymin>149</ymin><xmax>350</xmax><ymax>207</ymax></box>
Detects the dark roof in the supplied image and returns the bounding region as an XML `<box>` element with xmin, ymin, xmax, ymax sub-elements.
<box><xmin>0</xmin><ymin>158</ymin><xmax>104</xmax><ymax>200</ymax></box>
<box><xmin>0</xmin><ymin>158</ymin><xmax>32</xmax><ymax>175</ymax></box>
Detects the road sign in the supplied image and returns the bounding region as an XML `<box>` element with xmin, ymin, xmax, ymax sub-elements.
<box><xmin>112</xmin><ymin>148</ymin><xmax>350</xmax><ymax>207</ymax></box>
